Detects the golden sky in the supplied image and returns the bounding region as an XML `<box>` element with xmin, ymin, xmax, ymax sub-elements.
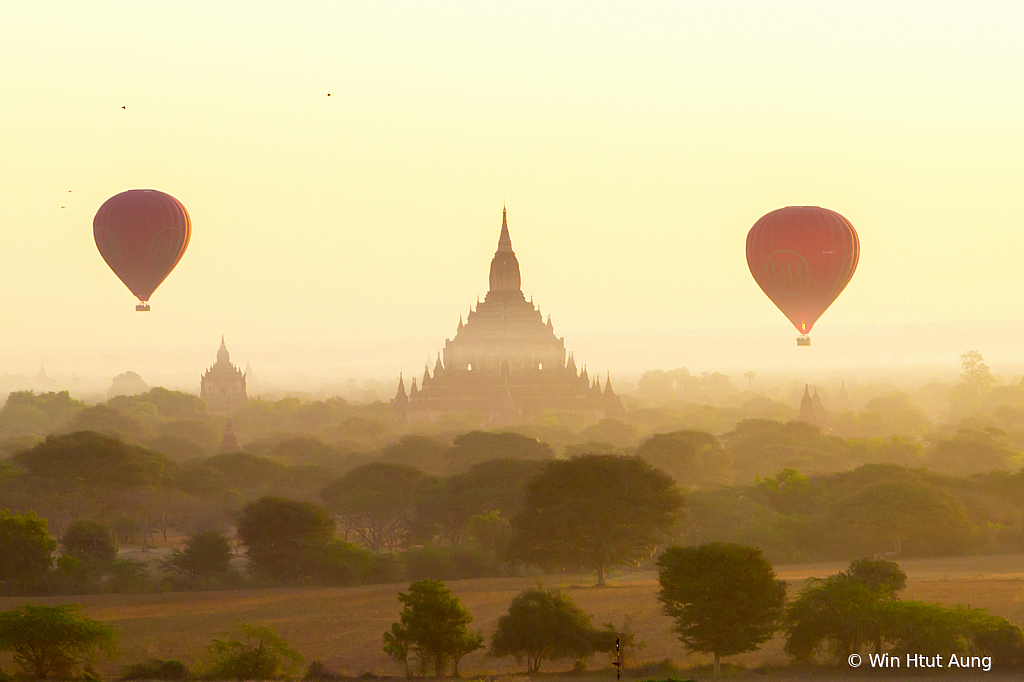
<box><xmin>2</xmin><ymin>2</ymin><xmax>1023</xmax><ymax>381</ymax></box>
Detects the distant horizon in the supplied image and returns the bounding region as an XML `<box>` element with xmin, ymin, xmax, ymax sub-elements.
<box><xmin>4</xmin><ymin>319</ymin><xmax>1023</xmax><ymax>401</ymax></box>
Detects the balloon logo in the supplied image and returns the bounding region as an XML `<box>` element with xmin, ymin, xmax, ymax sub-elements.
<box><xmin>94</xmin><ymin>190</ymin><xmax>191</xmax><ymax>311</ymax></box>
<box><xmin>746</xmin><ymin>206</ymin><xmax>859</xmax><ymax>345</ymax></box>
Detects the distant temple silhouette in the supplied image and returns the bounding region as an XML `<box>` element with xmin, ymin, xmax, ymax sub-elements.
<box><xmin>200</xmin><ymin>337</ymin><xmax>247</xmax><ymax>413</ymax></box>
<box><xmin>394</xmin><ymin>207</ymin><xmax>623</xmax><ymax>424</ymax></box>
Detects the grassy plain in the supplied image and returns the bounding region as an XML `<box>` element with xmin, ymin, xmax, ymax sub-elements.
<box><xmin>2</xmin><ymin>554</ymin><xmax>1024</xmax><ymax>680</ymax></box>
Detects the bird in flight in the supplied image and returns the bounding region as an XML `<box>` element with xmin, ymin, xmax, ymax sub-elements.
<box><xmin>121</xmin><ymin>106</ymin><xmax>126</xmax><ymax>110</ymax></box>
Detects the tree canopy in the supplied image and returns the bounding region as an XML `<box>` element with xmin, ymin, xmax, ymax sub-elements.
<box><xmin>0</xmin><ymin>604</ymin><xmax>117</xmax><ymax>679</ymax></box>
<box><xmin>321</xmin><ymin>462</ymin><xmax>424</xmax><ymax>552</ymax></box>
<box><xmin>444</xmin><ymin>431</ymin><xmax>555</xmax><ymax>474</ymax></box>
<box><xmin>14</xmin><ymin>431</ymin><xmax>177</xmax><ymax>489</ymax></box>
<box><xmin>510</xmin><ymin>454</ymin><xmax>683</xmax><ymax>586</ymax></box>
<box><xmin>386</xmin><ymin>579</ymin><xmax>483</xmax><ymax>677</ymax></box>
<box><xmin>236</xmin><ymin>496</ymin><xmax>335</xmax><ymax>582</ymax></box>
<box><xmin>657</xmin><ymin>543</ymin><xmax>787</xmax><ymax>675</ymax></box>
<box><xmin>0</xmin><ymin>509</ymin><xmax>55</xmax><ymax>586</ymax></box>
<box><xmin>489</xmin><ymin>588</ymin><xmax>603</xmax><ymax>673</ymax></box>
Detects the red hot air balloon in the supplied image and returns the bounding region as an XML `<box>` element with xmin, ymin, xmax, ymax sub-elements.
<box><xmin>746</xmin><ymin>206</ymin><xmax>859</xmax><ymax>346</ymax></box>
<box><xmin>93</xmin><ymin>190</ymin><xmax>191</xmax><ymax>311</ymax></box>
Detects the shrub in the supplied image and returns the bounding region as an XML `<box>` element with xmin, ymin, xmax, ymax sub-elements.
<box><xmin>62</xmin><ymin>521</ymin><xmax>117</xmax><ymax>567</ymax></box>
<box><xmin>316</xmin><ymin>540</ymin><xmax>374</xmax><ymax>587</ymax></box>
<box><xmin>206</xmin><ymin>624</ymin><xmax>302</xmax><ymax>680</ymax></box>
<box><xmin>366</xmin><ymin>553</ymin><xmax>400</xmax><ymax>584</ymax></box>
<box><xmin>121</xmin><ymin>659</ymin><xmax>189</xmax><ymax>680</ymax></box>
<box><xmin>303</xmin><ymin>660</ymin><xmax>341</xmax><ymax>680</ymax></box>
<box><xmin>160</xmin><ymin>531</ymin><xmax>233</xmax><ymax>581</ymax></box>
<box><xmin>404</xmin><ymin>545</ymin><xmax>501</xmax><ymax>581</ymax></box>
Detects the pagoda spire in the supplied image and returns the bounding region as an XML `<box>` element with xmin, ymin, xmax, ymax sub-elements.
<box><xmin>217</xmin><ymin>336</ymin><xmax>230</xmax><ymax>364</ymax></box>
<box><xmin>497</xmin><ymin>204</ymin><xmax>513</xmax><ymax>252</ymax></box>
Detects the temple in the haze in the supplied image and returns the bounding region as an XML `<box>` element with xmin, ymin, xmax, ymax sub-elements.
<box><xmin>200</xmin><ymin>337</ymin><xmax>247</xmax><ymax>413</ymax></box>
<box><xmin>394</xmin><ymin>207</ymin><xmax>624</xmax><ymax>424</ymax></box>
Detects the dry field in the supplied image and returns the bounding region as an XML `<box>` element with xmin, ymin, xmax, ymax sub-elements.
<box><xmin>3</xmin><ymin>554</ymin><xmax>1024</xmax><ymax>680</ymax></box>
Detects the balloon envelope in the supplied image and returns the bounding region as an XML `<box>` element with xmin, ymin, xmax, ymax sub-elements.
<box><xmin>94</xmin><ymin>189</ymin><xmax>191</xmax><ymax>304</ymax></box>
<box><xmin>745</xmin><ymin>206</ymin><xmax>859</xmax><ymax>336</ymax></box>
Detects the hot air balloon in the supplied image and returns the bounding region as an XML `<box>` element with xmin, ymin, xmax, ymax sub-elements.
<box><xmin>93</xmin><ymin>189</ymin><xmax>191</xmax><ymax>311</ymax></box>
<box><xmin>746</xmin><ymin>206</ymin><xmax>859</xmax><ymax>346</ymax></box>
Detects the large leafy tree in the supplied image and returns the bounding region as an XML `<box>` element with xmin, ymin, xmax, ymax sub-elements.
<box><xmin>0</xmin><ymin>509</ymin><xmax>56</xmax><ymax>586</ymax></box>
<box><xmin>236</xmin><ymin>496</ymin><xmax>335</xmax><ymax>582</ymax></box>
<box><xmin>321</xmin><ymin>462</ymin><xmax>424</xmax><ymax>552</ymax></box>
<box><xmin>0</xmin><ymin>391</ymin><xmax>84</xmax><ymax>439</ymax></box>
<box><xmin>510</xmin><ymin>454</ymin><xmax>683</xmax><ymax>586</ymax></box>
<box><xmin>826</xmin><ymin>478</ymin><xmax>971</xmax><ymax>556</ymax></box>
<box><xmin>0</xmin><ymin>604</ymin><xmax>116</xmax><ymax>679</ymax></box>
<box><xmin>488</xmin><ymin>588</ymin><xmax>602</xmax><ymax>673</ymax></box>
<box><xmin>636</xmin><ymin>430</ymin><xmax>730</xmax><ymax>488</ymax></box>
<box><xmin>657</xmin><ymin>543</ymin><xmax>787</xmax><ymax>675</ymax></box>
<box><xmin>784</xmin><ymin>558</ymin><xmax>907</xmax><ymax>662</ymax></box>
<box><xmin>13</xmin><ymin>431</ymin><xmax>177</xmax><ymax>489</ymax></box>
<box><xmin>443</xmin><ymin>431</ymin><xmax>554</xmax><ymax>475</ymax></box>
<box><xmin>385</xmin><ymin>579</ymin><xmax>483</xmax><ymax>677</ymax></box>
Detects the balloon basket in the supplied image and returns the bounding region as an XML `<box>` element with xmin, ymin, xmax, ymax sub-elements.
<box><xmin>796</xmin><ymin>335</ymin><xmax>811</xmax><ymax>346</ymax></box>
<box><xmin>135</xmin><ymin>303</ymin><xmax>151</xmax><ymax>312</ymax></box>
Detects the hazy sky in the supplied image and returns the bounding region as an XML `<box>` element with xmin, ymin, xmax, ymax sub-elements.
<box><xmin>3</xmin><ymin>2</ymin><xmax>1024</xmax><ymax>382</ymax></box>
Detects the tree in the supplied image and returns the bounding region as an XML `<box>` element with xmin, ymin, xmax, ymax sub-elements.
<box><xmin>657</xmin><ymin>543</ymin><xmax>787</xmax><ymax>675</ymax></box>
<box><xmin>510</xmin><ymin>455</ymin><xmax>683</xmax><ymax>586</ymax></box>
<box><xmin>489</xmin><ymin>588</ymin><xmax>602</xmax><ymax>673</ymax></box>
<box><xmin>378</xmin><ymin>435</ymin><xmax>449</xmax><ymax>477</ymax></box>
<box><xmin>443</xmin><ymin>431</ymin><xmax>554</xmax><ymax>475</ymax></box>
<box><xmin>383</xmin><ymin>622</ymin><xmax>413</xmax><ymax>678</ymax></box>
<box><xmin>159</xmin><ymin>530</ymin><xmax>233</xmax><ymax>580</ymax></box>
<box><xmin>960</xmin><ymin>350</ymin><xmax>995</xmax><ymax>394</ymax></box>
<box><xmin>14</xmin><ymin>431</ymin><xmax>177</xmax><ymax>489</ymax></box>
<box><xmin>0</xmin><ymin>604</ymin><xmax>116</xmax><ymax>679</ymax></box>
<box><xmin>928</xmin><ymin>428</ymin><xmax>1016</xmax><ymax>474</ymax></box>
<box><xmin>636</xmin><ymin>430</ymin><xmax>730</xmax><ymax>488</ymax></box>
<box><xmin>206</xmin><ymin>623</ymin><xmax>302</xmax><ymax>680</ymax></box>
<box><xmin>236</xmin><ymin>496</ymin><xmax>335</xmax><ymax>582</ymax></box>
<box><xmin>951</xmin><ymin>350</ymin><xmax>997</xmax><ymax>420</ymax></box>
<box><xmin>62</xmin><ymin>520</ymin><xmax>117</xmax><ymax>567</ymax></box>
<box><xmin>846</xmin><ymin>558</ymin><xmax>906</xmax><ymax>598</ymax></box>
<box><xmin>0</xmin><ymin>391</ymin><xmax>84</xmax><ymax>439</ymax></box>
<box><xmin>0</xmin><ymin>509</ymin><xmax>56</xmax><ymax>587</ymax></box>
<box><xmin>783</xmin><ymin>558</ymin><xmax>907</xmax><ymax>662</ymax></box>
<box><xmin>65</xmin><ymin>405</ymin><xmax>147</xmax><ymax>442</ymax></box>
<box><xmin>784</xmin><ymin>574</ymin><xmax>879</xmax><ymax>663</ymax></box>
<box><xmin>744</xmin><ymin>371</ymin><xmax>755</xmax><ymax>390</ymax></box>
<box><xmin>320</xmin><ymin>463</ymin><xmax>424</xmax><ymax>552</ymax></box>
<box><xmin>825</xmin><ymin>479</ymin><xmax>971</xmax><ymax>556</ymax></box>
<box><xmin>315</xmin><ymin>539</ymin><xmax>374</xmax><ymax>587</ymax></box>
<box><xmin>386</xmin><ymin>579</ymin><xmax>483</xmax><ymax>677</ymax></box>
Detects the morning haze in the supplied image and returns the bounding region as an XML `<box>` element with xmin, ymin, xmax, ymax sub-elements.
<box><xmin>2</xmin><ymin>2</ymin><xmax>1024</xmax><ymax>680</ymax></box>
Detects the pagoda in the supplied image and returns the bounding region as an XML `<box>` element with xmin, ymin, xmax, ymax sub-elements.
<box><xmin>200</xmin><ymin>337</ymin><xmax>247</xmax><ymax>414</ymax></box>
<box><xmin>394</xmin><ymin>207</ymin><xmax>623</xmax><ymax>423</ymax></box>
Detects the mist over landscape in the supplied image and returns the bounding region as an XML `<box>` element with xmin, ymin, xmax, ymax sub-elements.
<box><xmin>4</xmin><ymin>2</ymin><xmax>1024</xmax><ymax>681</ymax></box>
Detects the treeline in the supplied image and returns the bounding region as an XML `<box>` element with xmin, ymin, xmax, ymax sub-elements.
<box><xmin>0</xmin><ymin>451</ymin><xmax>682</xmax><ymax>594</ymax></box>
<box><xmin>681</xmin><ymin>462</ymin><xmax>1024</xmax><ymax>563</ymax></box>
